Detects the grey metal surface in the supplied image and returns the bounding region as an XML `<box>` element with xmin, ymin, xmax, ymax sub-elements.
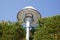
<box><xmin>17</xmin><ymin>8</ymin><xmax>41</xmax><ymax>25</ymax></box>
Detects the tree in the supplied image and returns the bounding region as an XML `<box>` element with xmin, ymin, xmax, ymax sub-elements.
<box><xmin>33</xmin><ymin>15</ymin><xmax>60</xmax><ymax>40</ymax></box>
<box><xmin>0</xmin><ymin>21</ymin><xmax>25</xmax><ymax>40</ymax></box>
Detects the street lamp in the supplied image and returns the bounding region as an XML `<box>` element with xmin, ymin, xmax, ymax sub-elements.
<box><xmin>17</xmin><ymin>6</ymin><xmax>41</xmax><ymax>40</ymax></box>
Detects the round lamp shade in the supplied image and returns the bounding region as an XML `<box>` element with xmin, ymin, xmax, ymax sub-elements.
<box><xmin>17</xmin><ymin>6</ymin><xmax>41</xmax><ymax>25</ymax></box>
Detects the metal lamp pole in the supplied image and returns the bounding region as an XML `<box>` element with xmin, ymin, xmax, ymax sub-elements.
<box><xmin>26</xmin><ymin>21</ymin><xmax>30</xmax><ymax>40</ymax></box>
<box><xmin>25</xmin><ymin>17</ymin><xmax>33</xmax><ymax>40</ymax></box>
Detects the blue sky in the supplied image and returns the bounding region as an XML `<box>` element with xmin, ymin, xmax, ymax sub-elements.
<box><xmin>0</xmin><ymin>0</ymin><xmax>60</xmax><ymax>22</ymax></box>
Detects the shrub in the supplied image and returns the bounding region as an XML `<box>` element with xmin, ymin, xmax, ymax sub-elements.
<box><xmin>33</xmin><ymin>15</ymin><xmax>60</xmax><ymax>40</ymax></box>
<box><xmin>0</xmin><ymin>21</ymin><xmax>25</xmax><ymax>40</ymax></box>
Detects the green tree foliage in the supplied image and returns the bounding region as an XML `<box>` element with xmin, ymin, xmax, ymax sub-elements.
<box><xmin>0</xmin><ymin>15</ymin><xmax>60</xmax><ymax>40</ymax></box>
<box><xmin>33</xmin><ymin>15</ymin><xmax>60</xmax><ymax>40</ymax></box>
<box><xmin>0</xmin><ymin>21</ymin><xmax>25</xmax><ymax>40</ymax></box>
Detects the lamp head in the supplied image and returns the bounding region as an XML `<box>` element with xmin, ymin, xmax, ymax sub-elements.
<box><xmin>17</xmin><ymin>6</ymin><xmax>41</xmax><ymax>25</ymax></box>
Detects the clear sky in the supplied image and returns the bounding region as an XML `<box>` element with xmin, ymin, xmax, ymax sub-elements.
<box><xmin>0</xmin><ymin>0</ymin><xmax>60</xmax><ymax>22</ymax></box>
